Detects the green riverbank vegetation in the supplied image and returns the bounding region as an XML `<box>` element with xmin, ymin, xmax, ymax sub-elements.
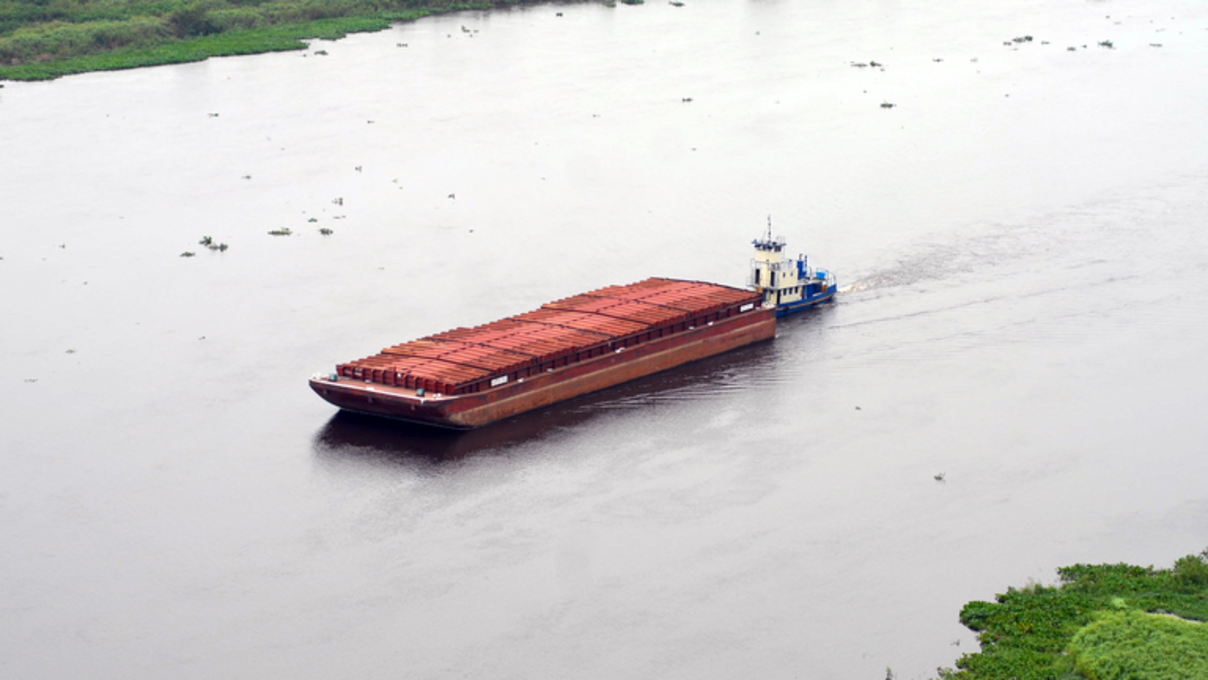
<box><xmin>0</xmin><ymin>0</ymin><xmax>585</xmax><ymax>81</ymax></box>
<box><xmin>940</xmin><ymin>550</ymin><xmax>1208</xmax><ymax>679</ymax></box>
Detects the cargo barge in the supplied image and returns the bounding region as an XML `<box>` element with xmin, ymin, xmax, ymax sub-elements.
<box><xmin>309</xmin><ymin>278</ymin><xmax>774</xmax><ymax>429</ymax></box>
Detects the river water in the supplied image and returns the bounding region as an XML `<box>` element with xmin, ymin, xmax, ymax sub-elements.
<box><xmin>3</xmin><ymin>1</ymin><xmax>1208</xmax><ymax>677</ymax></box>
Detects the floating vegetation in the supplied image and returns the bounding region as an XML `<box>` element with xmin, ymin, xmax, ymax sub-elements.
<box><xmin>670</xmin><ymin>1</ymin><xmax>684</xmax><ymax>6</ymax></box>
<box><xmin>620</xmin><ymin>0</ymin><xmax>643</xmax><ymax>4</ymax></box>
<box><xmin>880</xmin><ymin>101</ymin><xmax>895</xmax><ymax>108</ymax></box>
<box><xmin>869</xmin><ymin>60</ymin><xmax>883</xmax><ymax>68</ymax></box>
<box><xmin>268</xmin><ymin>227</ymin><xmax>292</xmax><ymax>236</ymax></box>
<box><xmin>313</xmin><ymin>49</ymin><xmax>328</xmax><ymax>56</ymax></box>
<box><xmin>945</xmin><ymin>551</ymin><xmax>1208</xmax><ymax>679</ymax></box>
<box><xmin>332</xmin><ymin>197</ymin><xmax>343</xmax><ymax>206</ymax></box>
<box><xmin>1099</xmin><ymin>39</ymin><xmax>1115</xmax><ymax>49</ymax></box>
<box><xmin>198</xmin><ymin>237</ymin><xmax>228</xmax><ymax>252</ymax></box>
<box><xmin>319</xmin><ymin>228</ymin><xmax>333</xmax><ymax>236</ymax></box>
<box><xmin>850</xmin><ymin>62</ymin><xmax>868</xmax><ymax>68</ymax></box>
<box><xmin>307</xmin><ymin>217</ymin><xmax>318</xmax><ymax>223</ymax></box>
<box><xmin>66</xmin><ymin>349</ymin><xmax>76</xmax><ymax>354</ymax></box>
<box><xmin>934</xmin><ymin>473</ymin><xmax>946</xmax><ymax>481</ymax></box>
<box><xmin>180</xmin><ymin>251</ymin><xmax>196</xmax><ymax>257</ymax></box>
<box><xmin>1011</xmin><ymin>35</ymin><xmax>1034</xmax><ymax>43</ymax></box>
<box><xmin>1071</xmin><ymin>610</ymin><xmax>1208</xmax><ymax>679</ymax></box>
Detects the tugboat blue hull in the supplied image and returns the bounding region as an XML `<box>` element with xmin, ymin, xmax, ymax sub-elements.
<box><xmin>774</xmin><ymin>288</ymin><xmax>837</xmax><ymax>316</ymax></box>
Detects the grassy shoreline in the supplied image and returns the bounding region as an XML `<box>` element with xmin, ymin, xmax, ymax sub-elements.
<box><xmin>0</xmin><ymin>0</ymin><xmax>586</xmax><ymax>81</ymax></box>
<box><xmin>940</xmin><ymin>550</ymin><xmax>1208</xmax><ymax>679</ymax></box>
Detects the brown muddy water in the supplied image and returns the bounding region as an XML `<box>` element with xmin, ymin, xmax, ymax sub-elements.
<box><xmin>3</xmin><ymin>1</ymin><xmax>1208</xmax><ymax>678</ymax></box>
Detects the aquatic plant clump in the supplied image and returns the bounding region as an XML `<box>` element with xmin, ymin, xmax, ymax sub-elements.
<box><xmin>942</xmin><ymin>551</ymin><xmax>1208</xmax><ymax>679</ymax></box>
<box><xmin>1068</xmin><ymin>610</ymin><xmax>1208</xmax><ymax>680</ymax></box>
